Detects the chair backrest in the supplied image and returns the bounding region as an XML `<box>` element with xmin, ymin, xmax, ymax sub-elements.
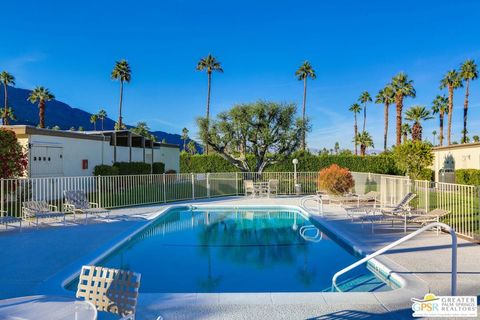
<box><xmin>64</xmin><ymin>190</ymin><xmax>90</xmax><ymax>209</ymax></box>
<box><xmin>396</xmin><ymin>192</ymin><xmax>416</xmax><ymax>209</ymax></box>
<box><xmin>244</xmin><ymin>180</ymin><xmax>254</xmax><ymax>190</ymax></box>
<box><xmin>76</xmin><ymin>265</ymin><xmax>141</xmax><ymax>317</ymax></box>
<box><xmin>268</xmin><ymin>179</ymin><xmax>279</xmax><ymax>188</ymax></box>
<box><xmin>23</xmin><ymin>201</ymin><xmax>50</xmax><ymax>212</ymax></box>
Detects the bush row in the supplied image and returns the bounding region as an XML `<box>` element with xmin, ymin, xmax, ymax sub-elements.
<box><xmin>180</xmin><ymin>153</ymin><xmax>402</xmax><ymax>175</ymax></box>
<box><xmin>455</xmin><ymin>169</ymin><xmax>480</xmax><ymax>186</ymax></box>
<box><xmin>93</xmin><ymin>162</ymin><xmax>165</xmax><ymax>176</ymax></box>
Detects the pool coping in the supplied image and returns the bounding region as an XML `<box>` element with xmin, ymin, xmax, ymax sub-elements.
<box><xmin>39</xmin><ymin>203</ymin><xmax>429</xmax><ymax>308</ymax></box>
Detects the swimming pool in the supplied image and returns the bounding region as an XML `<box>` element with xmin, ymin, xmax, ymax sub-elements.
<box><xmin>67</xmin><ymin>206</ymin><xmax>397</xmax><ymax>293</ymax></box>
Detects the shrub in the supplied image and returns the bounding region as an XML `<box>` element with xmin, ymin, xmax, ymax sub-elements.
<box><xmin>393</xmin><ymin>141</ymin><xmax>433</xmax><ymax>180</ymax></box>
<box><xmin>317</xmin><ymin>164</ymin><xmax>355</xmax><ymax>195</ymax></box>
<box><xmin>93</xmin><ymin>165</ymin><xmax>119</xmax><ymax>176</ymax></box>
<box><xmin>165</xmin><ymin>169</ymin><xmax>177</xmax><ymax>174</ymax></box>
<box><xmin>152</xmin><ymin>162</ymin><xmax>165</xmax><ymax>174</ymax></box>
<box><xmin>113</xmin><ymin>162</ymin><xmax>151</xmax><ymax>175</ymax></box>
<box><xmin>455</xmin><ymin>169</ymin><xmax>480</xmax><ymax>185</ymax></box>
<box><xmin>0</xmin><ymin>128</ymin><xmax>28</xmax><ymax>178</ymax></box>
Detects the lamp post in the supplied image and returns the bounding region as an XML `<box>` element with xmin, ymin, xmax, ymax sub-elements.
<box><xmin>292</xmin><ymin>158</ymin><xmax>300</xmax><ymax>195</ymax></box>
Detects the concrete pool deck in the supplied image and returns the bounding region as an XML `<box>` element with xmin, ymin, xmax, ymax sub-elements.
<box><xmin>0</xmin><ymin>196</ymin><xmax>478</xmax><ymax>319</ymax></box>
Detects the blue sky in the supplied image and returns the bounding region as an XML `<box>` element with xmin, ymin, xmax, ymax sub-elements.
<box><xmin>1</xmin><ymin>0</ymin><xmax>480</xmax><ymax>150</ymax></box>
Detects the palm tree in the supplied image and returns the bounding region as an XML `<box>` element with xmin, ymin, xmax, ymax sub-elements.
<box><xmin>460</xmin><ymin>59</ymin><xmax>478</xmax><ymax>143</ymax></box>
<box><xmin>440</xmin><ymin>70</ymin><xmax>463</xmax><ymax>145</ymax></box>
<box><xmin>295</xmin><ymin>61</ymin><xmax>316</xmax><ymax>150</ymax></box>
<box><xmin>90</xmin><ymin>114</ymin><xmax>98</xmax><ymax>130</ymax></box>
<box><xmin>111</xmin><ymin>59</ymin><xmax>131</xmax><ymax>130</ymax></box>
<box><xmin>401</xmin><ymin>123</ymin><xmax>412</xmax><ymax>143</ymax></box>
<box><xmin>97</xmin><ymin>109</ymin><xmax>107</xmax><ymax>131</ymax></box>
<box><xmin>405</xmin><ymin>105</ymin><xmax>433</xmax><ymax>141</ymax></box>
<box><xmin>358</xmin><ymin>91</ymin><xmax>372</xmax><ymax>132</ymax></box>
<box><xmin>0</xmin><ymin>107</ymin><xmax>15</xmax><ymax>124</ymax></box>
<box><xmin>181</xmin><ymin>127</ymin><xmax>189</xmax><ymax>151</ymax></box>
<box><xmin>349</xmin><ymin>103</ymin><xmax>362</xmax><ymax>155</ymax></box>
<box><xmin>27</xmin><ymin>87</ymin><xmax>55</xmax><ymax>128</ymax></box>
<box><xmin>431</xmin><ymin>95</ymin><xmax>449</xmax><ymax>146</ymax></box>
<box><xmin>0</xmin><ymin>71</ymin><xmax>15</xmax><ymax>125</ymax></box>
<box><xmin>375</xmin><ymin>85</ymin><xmax>395</xmax><ymax>151</ymax></box>
<box><xmin>432</xmin><ymin>130</ymin><xmax>437</xmax><ymax>145</ymax></box>
<box><xmin>196</xmin><ymin>54</ymin><xmax>223</xmax><ymax>154</ymax></box>
<box><xmin>355</xmin><ymin>131</ymin><xmax>374</xmax><ymax>156</ymax></box>
<box><xmin>391</xmin><ymin>73</ymin><xmax>416</xmax><ymax>145</ymax></box>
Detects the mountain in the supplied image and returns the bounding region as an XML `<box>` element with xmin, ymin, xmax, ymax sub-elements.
<box><xmin>0</xmin><ymin>86</ymin><xmax>200</xmax><ymax>150</ymax></box>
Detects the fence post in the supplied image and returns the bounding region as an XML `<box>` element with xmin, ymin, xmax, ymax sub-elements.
<box><xmin>163</xmin><ymin>173</ymin><xmax>167</xmax><ymax>203</ymax></box>
<box><xmin>236</xmin><ymin>172</ymin><xmax>239</xmax><ymax>196</ymax></box>
<box><xmin>207</xmin><ymin>173</ymin><xmax>211</xmax><ymax>198</ymax></box>
<box><xmin>98</xmin><ymin>176</ymin><xmax>103</xmax><ymax>208</ymax></box>
<box><xmin>191</xmin><ymin>173</ymin><xmax>195</xmax><ymax>200</ymax></box>
<box><xmin>0</xmin><ymin>178</ymin><xmax>4</xmax><ymax>216</ymax></box>
<box><xmin>425</xmin><ymin>180</ymin><xmax>429</xmax><ymax>212</ymax></box>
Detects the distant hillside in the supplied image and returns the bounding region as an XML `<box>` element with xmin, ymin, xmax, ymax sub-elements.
<box><xmin>0</xmin><ymin>86</ymin><xmax>200</xmax><ymax>150</ymax></box>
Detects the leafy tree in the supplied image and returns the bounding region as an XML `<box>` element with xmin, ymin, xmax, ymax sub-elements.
<box><xmin>0</xmin><ymin>71</ymin><xmax>15</xmax><ymax>125</ymax></box>
<box><xmin>0</xmin><ymin>128</ymin><xmax>28</xmax><ymax>178</ymax></box>
<box><xmin>181</xmin><ymin>127</ymin><xmax>189</xmax><ymax>150</ymax></box>
<box><xmin>405</xmin><ymin>105</ymin><xmax>433</xmax><ymax>141</ymax></box>
<box><xmin>78</xmin><ymin>126</ymin><xmax>84</xmax><ymax>131</ymax></box>
<box><xmin>111</xmin><ymin>59</ymin><xmax>131</xmax><ymax>130</ymax></box>
<box><xmin>52</xmin><ymin>125</ymin><xmax>60</xmax><ymax>131</ymax></box>
<box><xmin>355</xmin><ymin>131</ymin><xmax>374</xmax><ymax>156</ymax></box>
<box><xmin>358</xmin><ymin>91</ymin><xmax>372</xmax><ymax>132</ymax></box>
<box><xmin>391</xmin><ymin>73</ymin><xmax>416</xmax><ymax>145</ymax></box>
<box><xmin>432</xmin><ymin>130</ymin><xmax>437</xmax><ymax>145</ymax></box>
<box><xmin>131</xmin><ymin>121</ymin><xmax>156</xmax><ymax>140</ymax></box>
<box><xmin>114</xmin><ymin>122</ymin><xmax>126</xmax><ymax>130</ymax></box>
<box><xmin>97</xmin><ymin>109</ymin><xmax>107</xmax><ymax>131</ymax></box>
<box><xmin>440</xmin><ymin>70</ymin><xmax>463</xmax><ymax>145</ymax></box>
<box><xmin>393</xmin><ymin>141</ymin><xmax>433</xmax><ymax>180</ymax></box>
<box><xmin>295</xmin><ymin>61</ymin><xmax>316</xmax><ymax>150</ymax></box>
<box><xmin>0</xmin><ymin>107</ymin><xmax>15</xmax><ymax>124</ymax></box>
<box><xmin>196</xmin><ymin>54</ymin><xmax>223</xmax><ymax>154</ymax></box>
<box><xmin>473</xmin><ymin>135</ymin><xmax>479</xmax><ymax>143</ymax></box>
<box><xmin>348</xmin><ymin>103</ymin><xmax>362</xmax><ymax>155</ymax></box>
<box><xmin>375</xmin><ymin>85</ymin><xmax>395</xmax><ymax>151</ymax></box>
<box><xmin>90</xmin><ymin>114</ymin><xmax>98</xmax><ymax>130</ymax></box>
<box><xmin>334</xmin><ymin>142</ymin><xmax>340</xmax><ymax>154</ymax></box>
<box><xmin>401</xmin><ymin>123</ymin><xmax>411</xmax><ymax>143</ymax></box>
<box><xmin>198</xmin><ymin>101</ymin><xmax>305</xmax><ymax>172</ymax></box>
<box><xmin>460</xmin><ymin>59</ymin><xmax>478</xmax><ymax>144</ymax></box>
<box><xmin>187</xmin><ymin>140</ymin><xmax>198</xmax><ymax>155</ymax></box>
<box><xmin>431</xmin><ymin>95</ymin><xmax>449</xmax><ymax>146</ymax></box>
<box><xmin>27</xmin><ymin>86</ymin><xmax>55</xmax><ymax>128</ymax></box>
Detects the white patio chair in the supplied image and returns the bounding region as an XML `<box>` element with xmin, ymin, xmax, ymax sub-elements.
<box><xmin>64</xmin><ymin>190</ymin><xmax>109</xmax><ymax>224</ymax></box>
<box><xmin>0</xmin><ymin>210</ymin><xmax>22</xmax><ymax>231</ymax></box>
<box><xmin>76</xmin><ymin>265</ymin><xmax>141</xmax><ymax>320</ymax></box>
<box><xmin>244</xmin><ymin>180</ymin><xmax>256</xmax><ymax>197</ymax></box>
<box><xmin>267</xmin><ymin>179</ymin><xmax>279</xmax><ymax>197</ymax></box>
<box><xmin>22</xmin><ymin>201</ymin><xmax>66</xmax><ymax>227</ymax></box>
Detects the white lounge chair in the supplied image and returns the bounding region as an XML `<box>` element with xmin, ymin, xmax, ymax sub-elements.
<box><xmin>64</xmin><ymin>190</ymin><xmax>109</xmax><ymax>224</ymax></box>
<box><xmin>0</xmin><ymin>210</ymin><xmax>22</xmax><ymax>231</ymax></box>
<box><xmin>76</xmin><ymin>265</ymin><xmax>141</xmax><ymax>320</ymax></box>
<box><xmin>22</xmin><ymin>201</ymin><xmax>66</xmax><ymax>227</ymax></box>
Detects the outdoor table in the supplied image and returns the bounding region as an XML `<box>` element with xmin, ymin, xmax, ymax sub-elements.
<box><xmin>0</xmin><ymin>295</ymin><xmax>97</xmax><ymax>320</ymax></box>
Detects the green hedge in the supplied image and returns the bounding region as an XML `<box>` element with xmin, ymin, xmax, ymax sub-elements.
<box><xmin>93</xmin><ymin>162</ymin><xmax>165</xmax><ymax>176</ymax></box>
<box><xmin>455</xmin><ymin>169</ymin><xmax>480</xmax><ymax>185</ymax></box>
<box><xmin>180</xmin><ymin>153</ymin><xmax>402</xmax><ymax>175</ymax></box>
<box><xmin>93</xmin><ymin>165</ymin><xmax>119</xmax><ymax>176</ymax></box>
<box><xmin>152</xmin><ymin>162</ymin><xmax>165</xmax><ymax>174</ymax></box>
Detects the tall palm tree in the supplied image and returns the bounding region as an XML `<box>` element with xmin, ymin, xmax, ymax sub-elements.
<box><xmin>431</xmin><ymin>95</ymin><xmax>449</xmax><ymax>146</ymax></box>
<box><xmin>432</xmin><ymin>130</ymin><xmax>437</xmax><ymax>145</ymax></box>
<box><xmin>0</xmin><ymin>107</ymin><xmax>15</xmax><ymax>124</ymax></box>
<box><xmin>90</xmin><ymin>114</ymin><xmax>98</xmax><ymax>130</ymax></box>
<box><xmin>111</xmin><ymin>59</ymin><xmax>131</xmax><ymax>130</ymax></box>
<box><xmin>375</xmin><ymin>85</ymin><xmax>395</xmax><ymax>151</ymax></box>
<box><xmin>27</xmin><ymin>87</ymin><xmax>55</xmax><ymax>128</ymax></box>
<box><xmin>401</xmin><ymin>123</ymin><xmax>412</xmax><ymax>143</ymax></box>
<box><xmin>358</xmin><ymin>91</ymin><xmax>372</xmax><ymax>132</ymax></box>
<box><xmin>295</xmin><ymin>61</ymin><xmax>316</xmax><ymax>150</ymax></box>
<box><xmin>181</xmin><ymin>127</ymin><xmax>189</xmax><ymax>151</ymax></box>
<box><xmin>0</xmin><ymin>71</ymin><xmax>15</xmax><ymax>125</ymax></box>
<box><xmin>97</xmin><ymin>109</ymin><xmax>107</xmax><ymax>131</ymax></box>
<box><xmin>391</xmin><ymin>73</ymin><xmax>416</xmax><ymax>145</ymax></box>
<box><xmin>460</xmin><ymin>59</ymin><xmax>478</xmax><ymax>143</ymax></box>
<box><xmin>440</xmin><ymin>70</ymin><xmax>463</xmax><ymax>145</ymax></box>
<box><xmin>405</xmin><ymin>105</ymin><xmax>433</xmax><ymax>141</ymax></box>
<box><xmin>349</xmin><ymin>103</ymin><xmax>362</xmax><ymax>155</ymax></box>
<box><xmin>355</xmin><ymin>131</ymin><xmax>374</xmax><ymax>156</ymax></box>
<box><xmin>196</xmin><ymin>54</ymin><xmax>223</xmax><ymax>154</ymax></box>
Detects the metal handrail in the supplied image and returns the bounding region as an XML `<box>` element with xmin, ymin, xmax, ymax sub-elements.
<box><xmin>331</xmin><ymin>222</ymin><xmax>457</xmax><ymax>295</ymax></box>
<box><xmin>300</xmin><ymin>195</ymin><xmax>323</xmax><ymax>215</ymax></box>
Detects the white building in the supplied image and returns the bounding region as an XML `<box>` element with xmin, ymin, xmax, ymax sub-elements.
<box><xmin>432</xmin><ymin>143</ymin><xmax>480</xmax><ymax>183</ymax></box>
<box><xmin>8</xmin><ymin>126</ymin><xmax>180</xmax><ymax>177</ymax></box>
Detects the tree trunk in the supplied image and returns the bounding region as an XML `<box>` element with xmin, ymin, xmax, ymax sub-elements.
<box><xmin>3</xmin><ymin>83</ymin><xmax>8</xmax><ymax>125</ymax></box>
<box><xmin>463</xmin><ymin>79</ymin><xmax>470</xmax><ymax>143</ymax></box>
<box><xmin>360</xmin><ymin>144</ymin><xmax>366</xmax><ymax>156</ymax></box>
<box><xmin>39</xmin><ymin>100</ymin><xmax>45</xmax><ymax>128</ymax></box>
<box><xmin>447</xmin><ymin>86</ymin><xmax>453</xmax><ymax>145</ymax></box>
<box><xmin>362</xmin><ymin>103</ymin><xmax>366</xmax><ymax>132</ymax></box>
<box><xmin>439</xmin><ymin>113</ymin><xmax>444</xmax><ymax>146</ymax></box>
<box><xmin>395</xmin><ymin>94</ymin><xmax>403</xmax><ymax>145</ymax></box>
<box><xmin>117</xmin><ymin>80</ymin><xmax>124</xmax><ymax>130</ymax></box>
<box><xmin>403</xmin><ymin>132</ymin><xmax>407</xmax><ymax>143</ymax></box>
<box><xmin>412</xmin><ymin>122</ymin><xmax>422</xmax><ymax>141</ymax></box>
<box><xmin>354</xmin><ymin>114</ymin><xmax>358</xmax><ymax>155</ymax></box>
<box><xmin>383</xmin><ymin>102</ymin><xmax>389</xmax><ymax>151</ymax></box>
<box><xmin>205</xmin><ymin>72</ymin><xmax>212</xmax><ymax>155</ymax></box>
<box><xmin>301</xmin><ymin>77</ymin><xmax>307</xmax><ymax>151</ymax></box>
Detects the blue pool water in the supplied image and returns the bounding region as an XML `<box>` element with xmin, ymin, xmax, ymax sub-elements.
<box><xmin>67</xmin><ymin>206</ymin><xmax>395</xmax><ymax>293</ymax></box>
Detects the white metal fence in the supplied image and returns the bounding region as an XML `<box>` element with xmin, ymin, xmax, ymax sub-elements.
<box><xmin>1</xmin><ymin>172</ymin><xmax>479</xmax><ymax>239</ymax></box>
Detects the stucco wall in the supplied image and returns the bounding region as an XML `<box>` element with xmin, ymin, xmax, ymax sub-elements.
<box><xmin>154</xmin><ymin>146</ymin><xmax>180</xmax><ymax>172</ymax></box>
<box><xmin>433</xmin><ymin>146</ymin><xmax>480</xmax><ymax>181</ymax></box>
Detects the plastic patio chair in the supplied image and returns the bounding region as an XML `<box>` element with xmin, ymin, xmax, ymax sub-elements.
<box><xmin>0</xmin><ymin>210</ymin><xmax>22</xmax><ymax>231</ymax></box>
<box><xmin>22</xmin><ymin>201</ymin><xmax>66</xmax><ymax>227</ymax></box>
<box><xmin>244</xmin><ymin>180</ymin><xmax>256</xmax><ymax>197</ymax></box>
<box><xmin>63</xmin><ymin>190</ymin><xmax>109</xmax><ymax>224</ymax></box>
<box><xmin>267</xmin><ymin>179</ymin><xmax>279</xmax><ymax>197</ymax></box>
<box><xmin>76</xmin><ymin>265</ymin><xmax>141</xmax><ymax>320</ymax></box>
